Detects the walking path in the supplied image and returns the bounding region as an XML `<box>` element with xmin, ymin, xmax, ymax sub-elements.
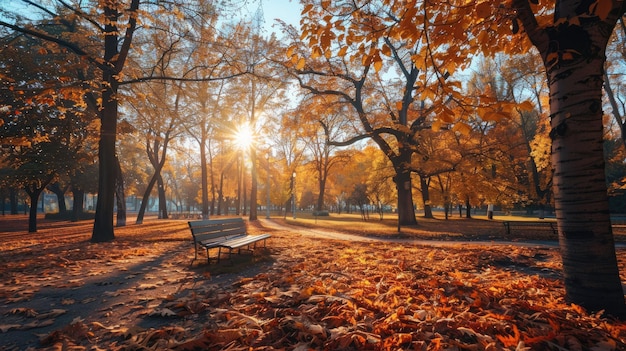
<box><xmin>258</xmin><ymin>218</ymin><xmax>562</xmax><ymax>248</ymax></box>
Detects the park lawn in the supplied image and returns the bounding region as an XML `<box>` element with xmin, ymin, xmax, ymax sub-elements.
<box><xmin>0</xmin><ymin>215</ymin><xmax>625</xmax><ymax>350</ymax></box>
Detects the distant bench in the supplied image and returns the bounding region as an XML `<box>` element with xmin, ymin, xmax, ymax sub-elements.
<box><xmin>503</xmin><ymin>221</ymin><xmax>557</xmax><ymax>236</ymax></box>
<box><xmin>188</xmin><ymin>218</ymin><xmax>271</xmax><ymax>263</ymax></box>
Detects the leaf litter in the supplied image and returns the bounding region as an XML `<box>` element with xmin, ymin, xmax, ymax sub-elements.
<box><xmin>0</xmin><ymin>217</ymin><xmax>625</xmax><ymax>350</ymax></box>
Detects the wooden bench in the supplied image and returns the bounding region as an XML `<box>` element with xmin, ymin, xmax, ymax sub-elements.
<box><xmin>188</xmin><ymin>218</ymin><xmax>271</xmax><ymax>263</ymax></box>
<box><xmin>503</xmin><ymin>221</ymin><xmax>557</xmax><ymax>236</ymax></box>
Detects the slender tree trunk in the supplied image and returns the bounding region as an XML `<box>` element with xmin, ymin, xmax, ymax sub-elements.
<box><xmin>136</xmin><ymin>173</ymin><xmax>159</xmax><ymax>224</ymax></box>
<box><xmin>236</xmin><ymin>156</ymin><xmax>241</xmax><ymax>216</ymax></box>
<box><xmin>419</xmin><ymin>176</ymin><xmax>433</xmax><ymax>218</ymax></box>
<box><xmin>200</xmin><ymin>135</ymin><xmax>209</xmax><ymax>219</ymax></box>
<box><xmin>157</xmin><ymin>173</ymin><xmax>168</xmax><ymax>219</ymax></box>
<box><xmin>27</xmin><ymin>192</ymin><xmax>39</xmax><ymax>233</ymax></box>
<box><xmin>209</xmin><ymin>148</ymin><xmax>216</xmax><ymax>216</ymax></box>
<box><xmin>25</xmin><ymin>180</ymin><xmax>51</xmax><ymax>233</ymax></box>
<box><xmin>250</xmin><ymin>147</ymin><xmax>258</xmax><ymax>220</ymax></box>
<box><xmin>217</xmin><ymin>171</ymin><xmax>224</xmax><ymax>215</ymax></box>
<box><xmin>10</xmin><ymin>188</ymin><xmax>18</xmax><ymax>215</ymax></box>
<box><xmin>465</xmin><ymin>195</ymin><xmax>471</xmax><ymax>219</ymax></box>
<box><xmin>47</xmin><ymin>183</ymin><xmax>67</xmax><ymax>213</ymax></box>
<box><xmin>115</xmin><ymin>155</ymin><xmax>126</xmax><ymax>227</ymax></box>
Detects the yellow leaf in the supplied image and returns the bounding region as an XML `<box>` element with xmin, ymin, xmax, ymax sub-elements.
<box><xmin>518</xmin><ymin>100</ymin><xmax>535</xmax><ymax>111</ymax></box>
<box><xmin>452</xmin><ymin>122</ymin><xmax>472</xmax><ymax>136</ymax></box>
<box><xmin>286</xmin><ymin>45</ymin><xmax>297</xmax><ymax>58</ymax></box>
<box><xmin>296</xmin><ymin>57</ymin><xmax>306</xmax><ymax>70</ymax></box>
<box><xmin>374</xmin><ymin>59</ymin><xmax>382</xmax><ymax>72</ymax></box>
<box><xmin>302</xmin><ymin>3</ymin><xmax>314</xmax><ymax>15</ymax></box>
<box><xmin>337</xmin><ymin>46</ymin><xmax>348</xmax><ymax>57</ymax></box>
<box><xmin>381</xmin><ymin>44</ymin><xmax>392</xmax><ymax>57</ymax></box>
<box><xmin>311</xmin><ymin>46</ymin><xmax>322</xmax><ymax>59</ymax></box>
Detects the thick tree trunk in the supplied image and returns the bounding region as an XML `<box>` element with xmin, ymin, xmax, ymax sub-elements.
<box><xmin>91</xmin><ymin>37</ymin><xmax>118</xmax><ymax>243</ymax></box>
<box><xmin>513</xmin><ymin>0</ymin><xmax>625</xmax><ymax>317</ymax></box>
<box><xmin>548</xmin><ymin>50</ymin><xmax>625</xmax><ymax>315</ymax></box>
<box><xmin>71</xmin><ymin>189</ymin><xmax>84</xmax><ymax>222</ymax></box>
<box><xmin>465</xmin><ymin>195</ymin><xmax>471</xmax><ymax>219</ymax></box>
<box><xmin>317</xmin><ymin>177</ymin><xmax>326</xmax><ymax>212</ymax></box>
<box><xmin>394</xmin><ymin>170</ymin><xmax>417</xmax><ymax>226</ymax></box>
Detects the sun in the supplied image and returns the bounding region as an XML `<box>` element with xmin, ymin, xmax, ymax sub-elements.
<box><xmin>233</xmin><ymin>122</ymin><xmax>255</xmax><ymax>150</ymax></box>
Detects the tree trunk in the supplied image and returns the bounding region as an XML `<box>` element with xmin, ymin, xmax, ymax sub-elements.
<box><xmin>394</xmin><ymin>170</ymin><xmax>417</xmax><ymax>226</ymax></box>
<box><xmin>91</xmin><ymin>38</ymin><xmax>118</xmax><ymax>243</ymax></box>
<box><xmin>24</xmin><ymin>180</ymin><xmax>50</xmax><ymax>233</ymax></box>
<box><xmin>200</xmin><ymin>135</ymin><xmax>209</xmax><ymax>219</ymax></box>
<box><xmin>465</xmin><ymin>195</ymin><xmax>471</xmax><ymax>219</ymax></box>
<box><xmin>10</xmin><ymin>188</ymin><xmax>18</xmax><ymax>215</ymax></box>
<box><xmin>217</xmin><ymin>171</ymin><xmax>224</xmax><ymax>215</ymax></box>
<box><xmin>317</xmin><ymin>177</ymin><xmax>326</xmax><ymax>212</ymax></box>
<box><xmin>136</xmin><ymin>172</ymin><xmax>159</xmax><ymax>224</ymax></box>
<box><xmin>548</xmin><ymin>57</ymin><xmax>625</xmax><ymax>315</ymax></box>
<box><xmin>419</xmin><ymin>176</ymin><xmax>433</xmax><ymax>218</ymax></box>
<box><xmin>157</xmin><ymin>173</ymin><xmax>168</xmax><ymax>219</ymax></box>
<box><xmin>250</xmin><ymin>147</ymin><xmax>258</xmax><ymax>220</ymax></box>
<box><xmin>27</xmin><ymin>191</ymin><xmax>39</xmax><ymax>233</ymax></box>
<box><xmin>513</xmin><ymin>0</ymin><xmax>626</xmax><ymax>318</ymax></box>
<box><xmin>115</xmin><ymin>155</ymin><xmax>126</xmax><ymax>227</ymax></box>
<box><xmin>48</xmin><ymin>183</ymin><xmax>67</xmax><ymax>213</ymax></box>
<box><xmin>71</xmin><ymin>189</ymin><xmax>84</xmax><ymax>222</ymax></box>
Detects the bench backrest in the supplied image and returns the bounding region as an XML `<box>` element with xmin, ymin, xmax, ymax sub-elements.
<box><xmin>188</xmin><ymin>218</ymin><xmax>247</xmax><ymax>242</ymax></box>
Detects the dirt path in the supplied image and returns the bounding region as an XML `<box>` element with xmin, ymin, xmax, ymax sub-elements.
<box><xmin>259</xmin><ymin>218</ymin><xmax>560</xmax><ymax>248</ymax></box>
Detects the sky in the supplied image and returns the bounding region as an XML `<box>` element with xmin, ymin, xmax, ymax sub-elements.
<box><xmin>243</xmin><ymin>0</ymin><xmax>302</xmax><ymax>35</ymax></box>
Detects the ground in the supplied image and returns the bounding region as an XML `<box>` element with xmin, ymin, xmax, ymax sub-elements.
<box><xmin>1</xmin><ymin>214</ymin><xmax>626</xmax><ymax>350</ymax></box>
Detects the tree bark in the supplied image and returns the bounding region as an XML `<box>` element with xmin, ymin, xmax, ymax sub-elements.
<box><xmin>47</xmin><ymin>182</ymin><xmax>67</xmax><ymax>213</ymax></box>
<box><xmin>199</xmin><ymin>135</ymin><xmax>209</xmax><ymax>219</ymax></box>
<box><xmin>115</xmin><ymin>155</ymin><xmax>126</xmax><ymax>226</ymax></box>
<box><xmin>394</xmin><ymin>169</ymin><xmax>417</xmax><ymax>226</ymax></box>
<box><xmin>513</xmin><ymin>0</ymin><xmax>626</xmax><ymax>315</ymax></box>
<box><xmin>136</xmin><ymin>172</ymin><xmax>158</xmax><ymax>224</ymax></box>
<box><xmin>250</xmin><ymin>147</ymin><xmax>258</xmax><ymax>220</ymax></box>
<box><xmin>419</xmin><ymin>176</ymin><xmax>433</xmax><ymax>218</ymax></box>
<box><xmin>157</xmin><ymin>173</ymin><xmax>168</xmax><ymax>219</ymax></box>
<box><xmin>71</xmin><ymin>188</ymin><xmax>84</xmax><ymax>222</ymax></box>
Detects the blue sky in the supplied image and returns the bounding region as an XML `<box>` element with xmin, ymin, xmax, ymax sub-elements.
<box><xmin>247</xmin><ymin>0</ymin><xmax>302</xmax><ymax>34</ymax></box>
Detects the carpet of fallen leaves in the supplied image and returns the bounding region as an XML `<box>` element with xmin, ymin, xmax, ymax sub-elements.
<box><xmin>1</xmin><ymin>215</ymin><xmax>626</xmax><ymax>351</ymax></box>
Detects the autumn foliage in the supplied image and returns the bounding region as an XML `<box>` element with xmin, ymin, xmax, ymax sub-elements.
<box><xmin>1</xmin><ymin>217</ymin><xmax>626</xmax><ymax>350</ymax></box>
